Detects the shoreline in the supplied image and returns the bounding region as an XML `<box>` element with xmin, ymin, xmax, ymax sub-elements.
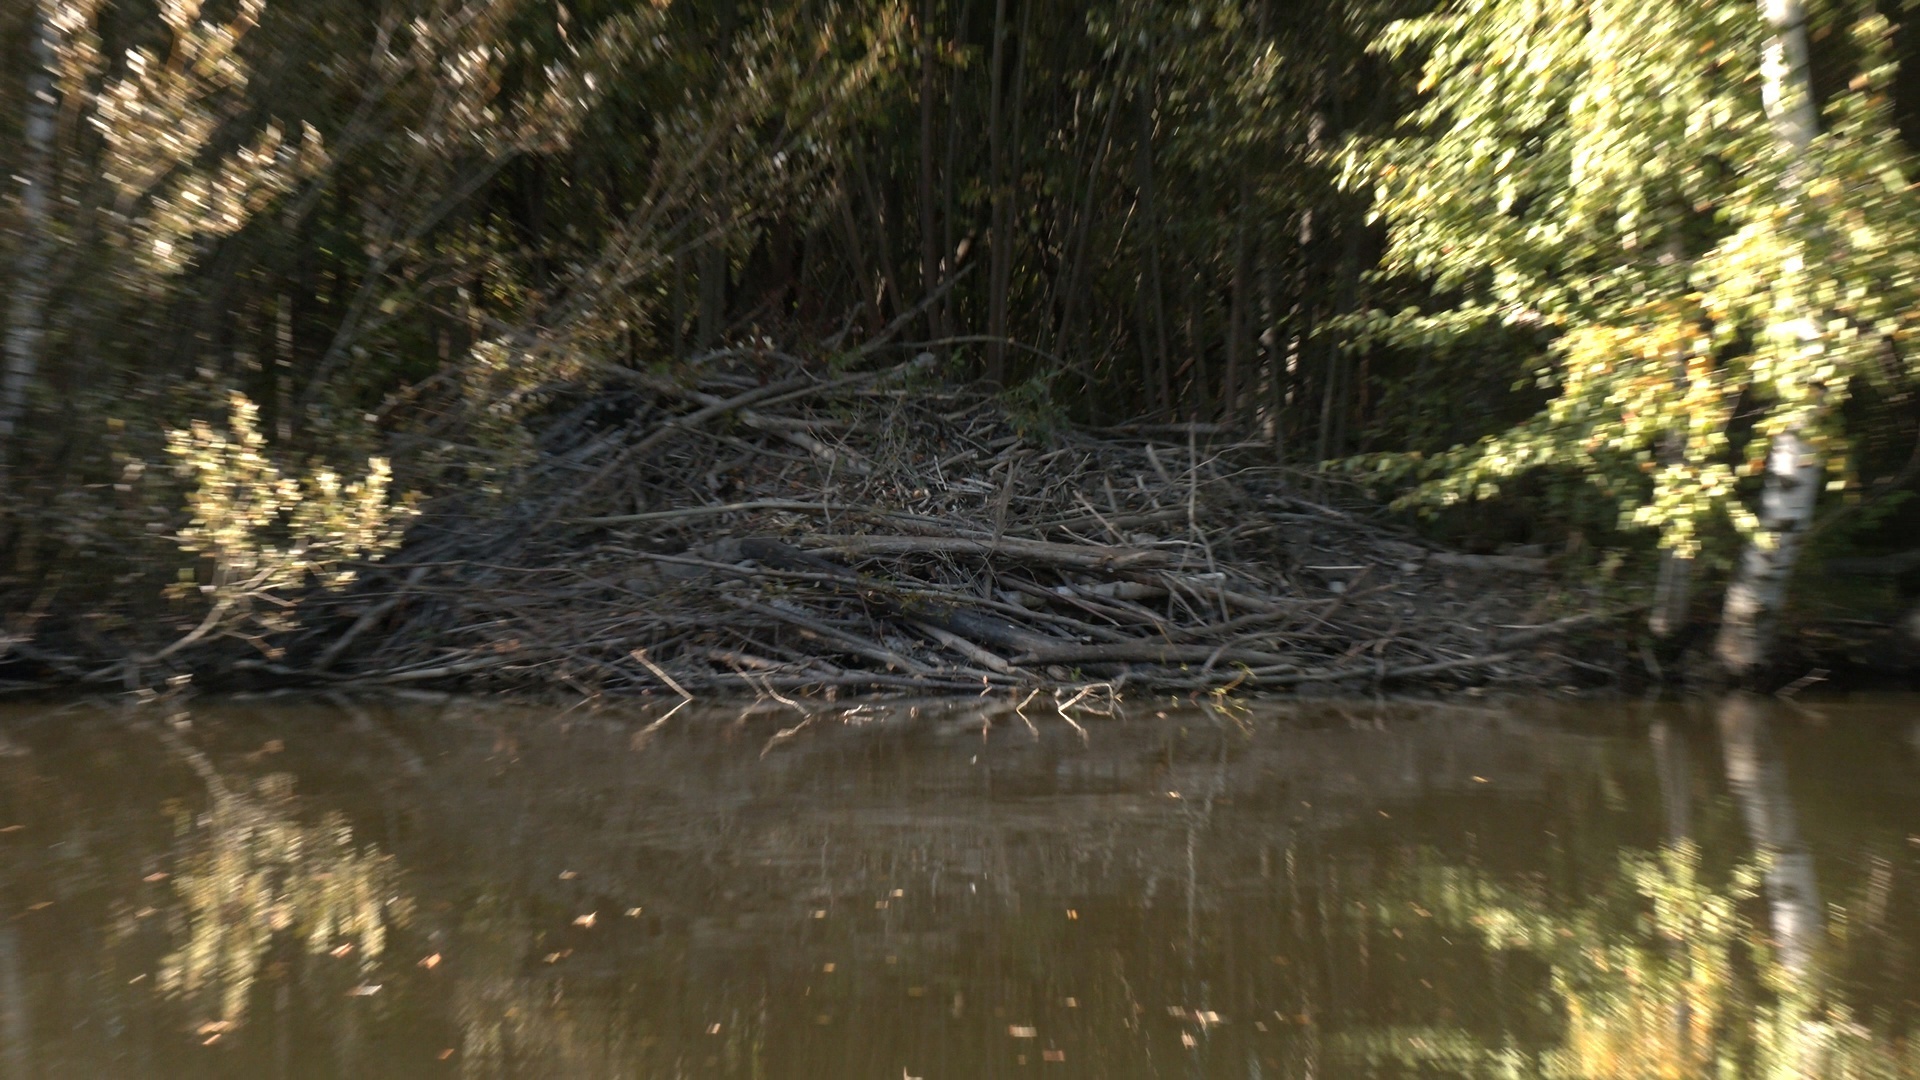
<box><xmin>13</xmin><ymin>355</ymin><xmax>1912</xmax><ymax>699</ymax></box>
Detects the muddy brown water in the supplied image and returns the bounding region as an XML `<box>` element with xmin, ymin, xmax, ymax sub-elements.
<box><xmin>1</xmin><ymin>694</ymin><xmax>1918</xmax><ymax>1078</ymax></box>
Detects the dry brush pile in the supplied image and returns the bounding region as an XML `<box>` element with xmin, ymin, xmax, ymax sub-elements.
<box><xmin>271</xmin><ymin>353</ymin><xmax>1628</xmax><ymax>697</ymax></box>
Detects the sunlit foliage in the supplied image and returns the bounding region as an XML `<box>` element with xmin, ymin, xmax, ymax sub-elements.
<box><xmin>164</xmin><ymin>393</ymin><xmax>413</xmax><ymax>653</ymax></box>
<box><xmin>1345</xmin><ymin>2</ymin><xmax>1920</xmax><ymax>561</ymax></box>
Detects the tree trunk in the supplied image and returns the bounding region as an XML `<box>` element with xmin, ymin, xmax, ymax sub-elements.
<box><xmin>1716</xmin><ymin>428</ymin><xmax>1822</xmax><ymax>672</ymax></box>
<box><xmin>916</xmin><ymin>0</ymin><xmax>943</xmax><ymax>343</ymax></box>
<box><xmin>2</xmin><ymin>3</ymin><xmax>59</xmax><ymax>461</ymax></box>
<box><xmin>834</xmin><ymin>179</ymin><xmax>879</xmax><ymax>334</ymax></box>
<box><xmin>1225</xmin><ymin>189</ymin><xmax>1249</xmax><ymax>428</ymax></box>
<box><xmin>1052</xmin><ymin>78</ymin><xmax>1120</xmax><ymax>385</ymax></box>
<box><xmin>983</xmin><ymin>0</ymin><xmax>1010</xmax><ymax>386</ymax></box>
<box><xmin>1315</xmin><ymin>224</ymin><xmax>1362</xmax><ymax>464</ymax></box>
<box><xmin>669</xmin><ymin>250</ymin><xmax>688</xmax><ymax>359</ymax></box>
<box><xmin>1136</xmin><ymin>85</ymin><xmax>1172</xmax><ymax>415</ymax></box>
<box><xmin>1259</xmin><ymin>228</ymin><xmax>1281</xmax><ymax>454</ymax></box>
<box><xmin>1714</xmin><ymin>0</ymin><xmax>1822</xmax><ymax>675</ymax></box>
<box><xmin>852</xmin><ymin>147</ymin><xmax>905</xmax><ymax>325</ymax></box>
<box><xmin>697</xmin><ymin>222</ymin><xmax>729</xmax><ymax>350</ymax></box>
<box><xmin>1650</xmin><ymin>550</ymin><xmax>1694</xmax><ymax>639</ymax></box>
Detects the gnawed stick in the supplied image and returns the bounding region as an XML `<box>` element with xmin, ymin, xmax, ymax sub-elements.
<box><xmin>314</xmin><ymin>564</ymin><xmax>433</xmax><ymax>671</ymax></box>
<box><xmin>802</xmin><ymin>534</ymin><xmax>1170</xmax><ymax>570</ymax></box>
<box><xmin>728</xmin><ymin>597</ymin><xmax>933</xmax><ymax>675</ymax></box>
<box><xmin>1012</xmin><ymin>642</ymin><xmax>1298</xmax><ymax>668</ymax></box>
<box><xmin>910</xmin><ymin>619</ymin><xmax>1017</xmax><ymax>675</ymax></box>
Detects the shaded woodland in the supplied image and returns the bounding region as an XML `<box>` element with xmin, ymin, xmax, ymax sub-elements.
<box><xmin>6</xmin><ymin>0</ymin><xmax>1920</xmax><ymax>690</ymax></box>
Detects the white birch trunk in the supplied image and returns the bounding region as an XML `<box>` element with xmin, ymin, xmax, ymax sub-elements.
<box><xmin>1713</xmin><ymin>0</ymin><xmax>1822</xmax><ymax>675</ymax></box>
<box><xmin>1</xmin><ymin>2</ymin><xmax>58</xmax><ymax>453</ymax></box>
<box><xmin>1649</xmin><ymin>551</ymin><xmax>1693</xmax><ymax>639</ymax></box>
<box><xmin>1715</xmin><ymin>428</ymin><xmax>1822</xmax><ymax>672</ymax></box>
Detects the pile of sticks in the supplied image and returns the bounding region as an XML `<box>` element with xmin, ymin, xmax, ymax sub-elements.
<box><xmin>289</xmin><ymin>352</ymin><xmax>1622</xmax><ymax>696</ymax></box>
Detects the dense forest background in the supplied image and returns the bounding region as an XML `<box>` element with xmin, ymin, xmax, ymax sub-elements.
<box><xmin>6</xmin><ymin>0</ymin><xmax>1920</xmax><ymax>681</ymax></box>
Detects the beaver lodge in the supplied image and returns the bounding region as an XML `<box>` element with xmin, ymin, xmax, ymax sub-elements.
<box><xmin>146</xmin><ymin>351</ymin><xmax>1628</xmax><ymax>701</ymax></box>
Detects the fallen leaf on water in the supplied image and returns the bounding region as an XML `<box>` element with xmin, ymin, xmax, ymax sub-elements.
<box><xmin>625</xmin><ymin>907</ymin><xmax>643</xmax><ymax>917</ymax></box>
<box><xmin>1043</xmin><ymin>1049</ymin><xmax>1065</xmax><ymax>1062</ymax></box>
<box><xmin>822</xmin><ymin>963</ymin><xmax>835</xmax><ymax>973</ymax></box>
<box><xmin>347</xmin><ymin>984</ymin><xmax>381</xmax><ymax>996</ymax></box>
<box><xmin>143</xmin><ymin>872</ymin><xmax>169</xmax><ymax>883</ymax></box>
<box><xmin>543</xmin><ymin>950</ymin><xmax>572</xmax><ymax>964</ymax></box>
<box><xmin>558</xmin><ymin>870</ymin><xmax>579</xmax><ymax>880</ymax></box>
<box><xmin>437</xmin><ymin>1049</ymin><xmax>455</xmax><ymax>1061</ymax></box>
<box><xmin>1181</xmin><ymin>1032</ymin><xmax>1196</xmax><ymax>1048</ymax></box>
<box><xmin>1008</xmin><ymin>1025</ymin><xmax>1037</xmax><ymax>1038</ymax></box>
<box><xmin>573</xmin><ymin>912</ymin><xmax>597</xmax><ymax>928</ymax></box>
<box><xmin>25</xmin><ymin>901</ymin><xmax>52</xmax><ymax>912</ymax></box>
<box><xmin>0</xmin><ymin>825</ymin><xmax>23</xmax><ymax>833</ymax></box>
<box><xmin>330</xmin><ymin>943</ymin><xmax>354</xmax><ymax>958</ymax></box>
<box><xmin>418</xmin><ymin>953</ymin><xmax>442</xmax><ymax>969</ymax></box>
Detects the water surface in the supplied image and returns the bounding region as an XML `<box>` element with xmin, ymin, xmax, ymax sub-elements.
<box><xmin>2</xmin><ymin>693</ymin><xmax>1917</xmax><ymax>1077</ymax></box>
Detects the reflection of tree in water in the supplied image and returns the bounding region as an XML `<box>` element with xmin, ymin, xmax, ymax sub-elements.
<box><xmin>134</xmin><ymin>728</ymin><xmax>402</xmax><ymax>1042</ymax></box>
<box><xmin>1341</xmin><ymin>842</ymin><xmax>1917</xmax><ymax>1078</ymax></box>
<box><xmin>156</xmin><ymin>780</ymin><xmax>397</xmax><ymax>1031</ymax></box>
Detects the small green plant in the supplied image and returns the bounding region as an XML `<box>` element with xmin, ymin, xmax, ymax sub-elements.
<box><xmin>1001</xmin><ymin>371</ymin><xmax>1066</xmax><ymax>437</ymax></box>
<box><xmin>158</xmin><ymin>393</ymin><xmax>415</xmax><ymax>662</ymax></box>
